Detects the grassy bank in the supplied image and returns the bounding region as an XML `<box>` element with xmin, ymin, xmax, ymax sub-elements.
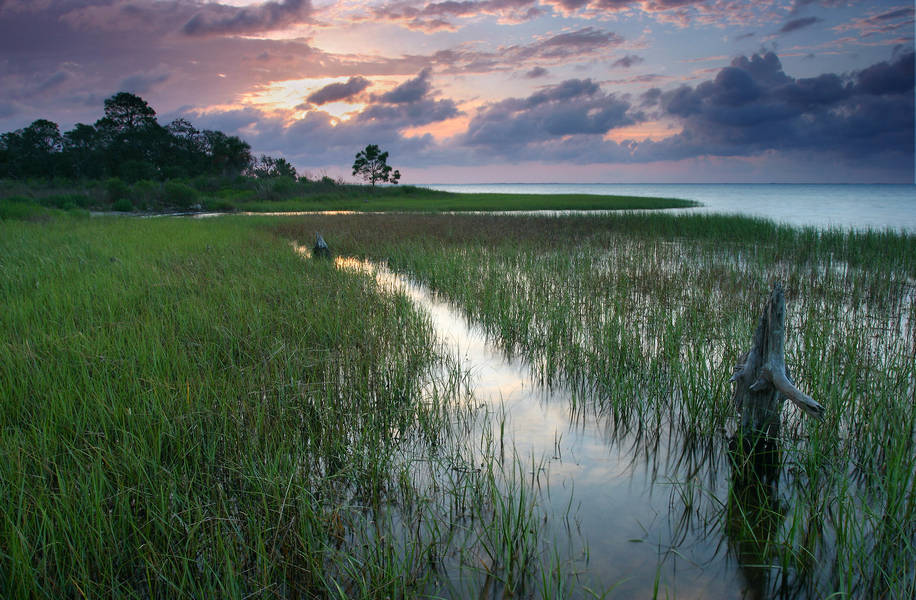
<box><xmin>1</xmin><ymin>177</ymin><xmax>696</xmax><ymax>214</ymax></box>
<box><xmin>279</xmin><ymin>212</ymin><xmax>916</xmax><ymax>599</ymax></box>
<box><xmin>243</xmin><ymin>191</ymin><xmax>697</xmax><ymax>213</ymax></box>
<box><xmin>0</xmin><ymin>216</ymin><xmax>576</xmax><ymax>598</ymax></box>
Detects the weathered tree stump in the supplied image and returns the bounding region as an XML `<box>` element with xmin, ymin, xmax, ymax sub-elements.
<box><xmin>313</xmin><ymin>233</ymin><xmax>331</xmax><ymax>259</ymax></box>
<box><xmin>731</xmin><ymin>282</ymin><xmax>824</xmax><ymax>439</ymax></box>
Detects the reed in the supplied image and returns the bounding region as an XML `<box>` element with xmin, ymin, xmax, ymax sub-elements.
<box><xmin>0</xmin><ymin>215</ymin><xmax>571</xmax><ymax>598</ymax></box>
<box><xmin>281</xmin><ymin>211</ymin><xmax>915</xmax><ymax>598</ymax></box>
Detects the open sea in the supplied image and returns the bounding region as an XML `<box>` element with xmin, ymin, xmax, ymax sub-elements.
<box><xmin>421</xmin><ymin>183</ymin><xmax>916</xmax><ymax>232</ymax></box>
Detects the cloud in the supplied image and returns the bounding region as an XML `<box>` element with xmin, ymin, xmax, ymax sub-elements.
<box><xmin>357</xmin><ymin>69</ymin><xmax>461</xmax><ymax>128</ymax></box>
<box><xmin>856</xmin><ymin>50</ymin><xmax>914</xmax><ymax>95</ymax></box>
<box><xmin>118</xmin><ymin>71</ymin><xmax>170</xmax><ymax>95</ymax></box>
<box><xmin>377</xmin><ymin>69</ymin><xmax>433</xmax><ymax>104</ymax></box>
<box><xmin>778</xmin><ymin>16</ymin><xmax>821</xmax><ymax>34</ymax></box>
<box><xmin>431</xmin><ymin>26</ymin><xmax>624</xmax><ymax>73</ymax></box>
<box><xmin>183</xmin><ymin>0</ymin><xmax>313</xmax><ymax>37</ymax></box>
<box><xmin>306</xmin><ymin>76</ymin><xmax>371</xmax><ymax>105</ymax></box>
<box><xmin>462</xmin><ymin>78</ymin><xmax>637</xmax><ymax>149</ymax></box>
<box><xmin>639</xmin><ymin>51</ymin><xmax>914</xmax><ymax>163</ymax></box>
<box><xmin>613</xmin><ymin>54</ymin><xmax>644</xmax><ymax>68</ymax></box>
<box><xmin>368</xmin><ymin>0</ymin><xmax>540</xmax><ymax>31</ymax></box>
<box><xmin>526</xmin><ymin>66</ymin><xmax>549</xmax><ymax>78</ymax></box>
<box><xmin>833</xmin><ymin>6</ymin><xmax>914</xmax><ymax>38</ymax></box>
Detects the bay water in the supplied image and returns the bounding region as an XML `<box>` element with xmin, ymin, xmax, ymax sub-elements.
<box><xmin>421</xmin><ymin>183</ymin><xmax>916</xmax><ymax>232</ymax></box>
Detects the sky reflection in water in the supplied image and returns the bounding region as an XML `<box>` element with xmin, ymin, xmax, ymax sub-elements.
<box><xmin>333</xmin><ymin>254</ymin><xmax>748</xmax><ymax>598</ymax></box>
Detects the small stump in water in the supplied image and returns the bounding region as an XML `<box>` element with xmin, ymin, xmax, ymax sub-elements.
<box><xmin>726</xmin><ymin>283</ymin><xmax>823</xmax><ymax>594</ymax></box>
<box><xmin>313</xmin><ymin>233</ymin><xmax>331</xmax><ymax>260</ymax></box>
<box><xmin>731</xmin><ymin>282</ymin><xmax>825</xmax><ymax>439</ymax></box>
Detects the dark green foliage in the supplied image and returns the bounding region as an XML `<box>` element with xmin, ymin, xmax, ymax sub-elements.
<box><xmin>163</xmin><ymin>181</ymin><xmax>198</xmax><ymax>209</ymax></box>
<box><xmin>105</xmin><ymin>178</ymin><xmax>131</xmax><ymax>203</ymax></box>
<box><xmin>0</xmin><ymin>196</ymin><xmax>53</xmax><ymax>221</ymax></box>
<box><xmin>352</xmin><ymin>144</ymin><xmax>401</xmax><ymax>186</ymax></box>
<box><xmin>112</xmin><ymin>197</ymin><xmax>134</xmax><ymax>212</ymax></box>
<box><xmin>0</xmin><ymin>92</ymin><xmax>261</xmax><ymax>182</ymax></box>
<box><xmin>250</xmin><ymin>154</ymin><xmax>297</xmax><ymax>179</ymax></box>
<box><xmin>37</xmin><ymin>193</ymin><xmax>91</xmax><ymax>210</ymax></box>
<box><xmin>0</xmin><ymin>119</ymin><xmax>63</xmax><ymax>178</ymax></box>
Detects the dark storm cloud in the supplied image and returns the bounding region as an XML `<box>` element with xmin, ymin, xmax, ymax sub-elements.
<box><xmin>637</xmin><ymin>51</ymin><xmax>914</xmax><ymax>163</ymax></box>
<box><xmin>183</xmin><ymin>0</ymin><xmax>313</xmax><ymax>36</ymax></box>
<box><xmin>306</xmin><ymin>77</ymin><xmax>371</xmax><ymax>105</ymax></box>
<box><xmin>462</xmin><ymin>78</ymin><xmax>636</xmax><ymax>148</ymax></box>
<box><xmin>613</xmin><ymin>55</ymin><xmax>644</xmax><ymax>68</ymax></box>
<box><xmin>856</xmin><ymin>50</ymin><xmax>914</xmax><ymax>95</ymax></box>
<box><xmin>778</xmin><ymin>16</ymin><xmax>821</xmax><ymax>34</ymax></box>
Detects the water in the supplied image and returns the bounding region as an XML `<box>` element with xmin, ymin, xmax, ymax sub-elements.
<box><xmin>420</xmin><ymin>183</ymin><xmax>916</xmax><ymax>232</ymax></box>
<box><xmin>332</xmin><ymin>254</ymin><xmax>748</xmax><ymax>598</ymax></box>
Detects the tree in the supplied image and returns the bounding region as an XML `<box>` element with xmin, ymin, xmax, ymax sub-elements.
<box><xmin>203</xmin><ymin>130</ymin><xmax>252</xmax><ymax>177</ymax></box>
<box><xmin>250</xmin><ymin>155</ymin><xmax>297</xmax><ymax>179</ymax></box>
<box><xmin>62</xmin><ymin>123</ymin><xmax>101</xmax><ymax>179</ymax></box>
<box><xmin>352</xmin><ymin>144</ymin><xmax>400</xmax><ymax>186</ymax></box>
<box><xmin>99</xmin><ymin>92</ymin><xmax>158</xmax><ymax>133</ymax></box>
<box><xmin>0</xmin><ymin>119</ymin><xmax>62</xmax><ymax>177</ymax></box>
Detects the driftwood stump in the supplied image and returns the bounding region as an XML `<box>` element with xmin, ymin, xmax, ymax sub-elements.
<box><xmin>731</xmin><ymin>283</ymin><xmax>824</xmax><ymax>438</ymax></box>
<box><xmin>313</xmin><ymin>233</ymin><xmax>331</xmax><ymax>259</ymax></box>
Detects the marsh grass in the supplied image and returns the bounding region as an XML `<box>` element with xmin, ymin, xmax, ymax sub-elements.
<box><xmin>280</xmin><ymin>212</ymin><xmax>916</xmax><ymax>598</ymax></box>
<box><xmin>1</xmin><ymin>215</ymin><xmax>582</xmax><ymax>598</ymax></box>
<box><xmin>243</xmin><ymin>192</ymin><xmax>697</xmax><ymax>213</ymax></box>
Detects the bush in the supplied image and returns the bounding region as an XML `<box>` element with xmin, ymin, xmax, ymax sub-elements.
<box><xmin>0</xmin><ymin>197</ymin><xmax>52</xmax><ymax>221</ymax></box>
<box><xmin>39</xmin><ymin>193</ymin><xmax>92</xmax><ymax>209</ymax></box>
<box><xmin>119</xmin><ymin>160</ymin><xmax>158</xmax><ymax>183</ymax></box>
<box><xmin>112</xmin><ymin>198</ymin><xmax>134</xmax><ymax>212</ymax></box>
<box><xmin>105</xmin><ymin>178</ymin><xmax>131</xmax><ymax>204</ymax></box>
<box><xmin>132</xmin><ymin>180</ymin><xmax>161</xmax><ymax>210</ymax></box>
<box><xmin>163</xmin><ymin>181</ymin><xmax>198</xmax><ymax>209</ymax></box>
<box><xmin>202</xmin><ymin>197</ymin><xmax>236</xmax><ymax>212</ymax></box>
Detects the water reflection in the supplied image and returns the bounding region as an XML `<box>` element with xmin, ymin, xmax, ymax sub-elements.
<box><xmin>325</xmin><ymin>252</ymin><xmax>748</xmax><ymax>596</ymax></box>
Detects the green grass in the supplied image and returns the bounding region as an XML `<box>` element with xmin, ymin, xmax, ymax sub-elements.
<box><xmin>243</xmin><ymin>191</ymin><xmax>697</xmax><ymax>213</ymax></box>
<box><xmin>1</xmin><ymin>178</ymin><xmax>696</xmax><ymax>214</ymax></box>
<box><xmin>4</xmin><ymin>209</ymin><xmax>914</xmax><ymax>598</ymax></box>
<box><xmin>0</xmin><ymin>215</ymin><xmax>574</xmax><ymax>598</ymax></box>
<box><xmin>279</xmin><ymin>212</ymin><xmax>916</xmax><ymax>599</ymax></box>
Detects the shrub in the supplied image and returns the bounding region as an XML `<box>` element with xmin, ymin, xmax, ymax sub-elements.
<box><xmin>105</xmin><ymin>178</ymin><xmax>131</xmax><ymax>204</ymax></box>
<box><xmin>112</xmin><ymin>198</ymin><xmax>134</xmax><ymax>212</ymax></box>
<box><xmin>163</xmin><ymin>181</ymin><xmax>198</xmax><ymax>209</ymax></box>
<box><xmin>202</xmin><ymin>197</ymin><xmax>236</xmax><ymax>212</ymax></box>
<box><xmin>0</xmin><ymin>197</ymin><xmax>52</xmax><ymax>221</ymax></box>
<box><xmin>132</xmin><ymin>180</ymin><xmax>161</xmax><ymax>210</ymax></box>
<box><xmin>39</xmin><ymin>193</ymin><xmax>92</xmax><ymax>209</ymax></box>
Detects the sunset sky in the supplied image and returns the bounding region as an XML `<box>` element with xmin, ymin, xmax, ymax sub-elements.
<box><xmin>0</xmin><ymin>0</ymin><xmax>913</xmax><ymax>182</ymax></box>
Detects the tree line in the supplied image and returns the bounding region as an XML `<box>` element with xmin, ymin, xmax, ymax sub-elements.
<box><xmin>0</xmin><ymin>92</ymin><xmax>296</xmax><ymax>182</ymax></box>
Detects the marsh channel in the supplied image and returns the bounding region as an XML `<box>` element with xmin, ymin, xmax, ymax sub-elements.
<box><xmin>302</xmin><ymin>247</ymin><xmax>776</xmax><ymax>598</ymax></box>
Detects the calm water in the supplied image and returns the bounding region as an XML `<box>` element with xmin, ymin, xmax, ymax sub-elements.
<box><xmin>421</xmin><ymin>183</ymin><xmax>916</xmax><ymax>232</ymax></box>
<box><xmin>333</xmin><ymin>256</ymin><xmax>755</xmax><ymax>598</ymax></box>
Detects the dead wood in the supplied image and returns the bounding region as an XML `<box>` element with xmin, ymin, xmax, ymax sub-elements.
<box><xmin>731</xmin><ymin>282</ymin><xmax>824</xmax><ymax>438</ymax></box>
<box><xmin>313</xmin><ymin>233</ymin><xmax>331</xmax><ymax>259</ymax></box>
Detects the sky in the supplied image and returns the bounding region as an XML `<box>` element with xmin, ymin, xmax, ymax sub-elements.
<box><xmin>0</xmin><ymin>0</ymin><xmax>913</xmax><ymax>183</ymax></box>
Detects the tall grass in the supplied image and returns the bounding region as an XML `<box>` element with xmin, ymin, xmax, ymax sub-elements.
<box><xmin>0</xmin><ymin>216</ymin><xmax>579</xmax><ymax>597</ymax></box>
<box><xmin>280</xmin><ymin>212</ymin><xmax>916</xmax><ymax>598</ymax></box>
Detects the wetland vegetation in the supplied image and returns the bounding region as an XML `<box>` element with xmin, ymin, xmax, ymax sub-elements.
<box><xmin>2</xmin><ymin>209</ymin><xmax>914</xmax><ymax>598</ymax></box>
